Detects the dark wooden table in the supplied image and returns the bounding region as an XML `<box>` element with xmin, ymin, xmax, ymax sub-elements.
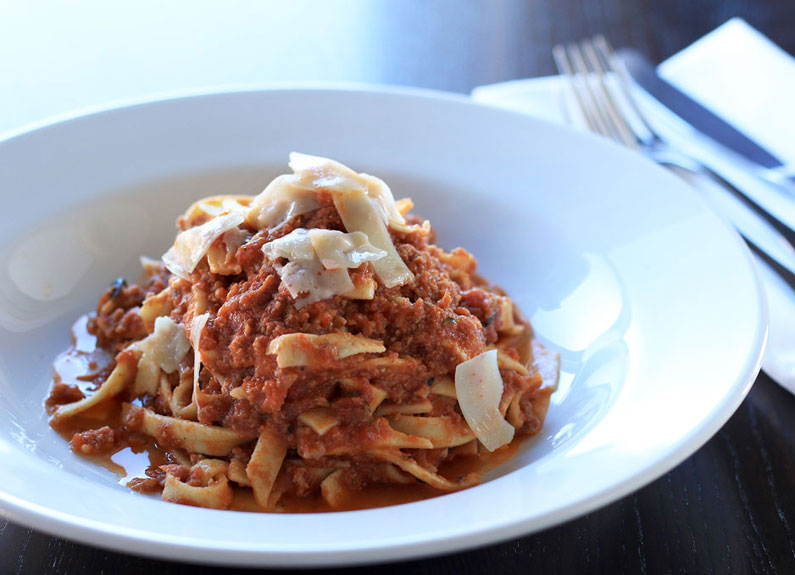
<box><xmin>3</xmin><ymin>1</ymin><xmax>795</xmax><ymax>573</ymax></box>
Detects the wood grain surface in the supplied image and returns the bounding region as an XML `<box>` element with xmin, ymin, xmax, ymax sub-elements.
<box><xmin>2</xmin><ymin>1</ymin><xmax>794</xmax><ymax>573</ymax></box>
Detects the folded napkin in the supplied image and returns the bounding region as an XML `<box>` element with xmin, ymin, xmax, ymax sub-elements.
<box><xmin>472</xmin><ymin>18</ymin><xmax>795</xmax><ymax>394</ymax></box>
<box><xmin>659</xmin><ymin>18</ymin><xmax>795</xmax><ymax>169</ymax></box>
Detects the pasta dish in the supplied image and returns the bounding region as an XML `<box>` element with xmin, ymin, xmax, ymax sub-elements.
<box><xmin>46</xmin><ymin>154</ymin><xmax>558</xmax><ymax>512</ymax></box>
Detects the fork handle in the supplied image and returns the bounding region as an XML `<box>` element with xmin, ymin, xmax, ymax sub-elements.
<box><xmin>658</xmin><ymin>157</ymin><xmax>795</xmax><ymax>252</ymax></box>
<box><xmin>699</xmin><ymin>164</ymin><xmax>795</xmax><ymax>250</ymax></box>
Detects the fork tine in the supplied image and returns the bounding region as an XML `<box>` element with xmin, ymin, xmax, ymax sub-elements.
<box><xmin>593</xmin><ymin>36</ymin><xmax>658</xmax><ymax>143</ymax></box>
<box><xmin>580</xmin><ymin>40</ymin><xmax>639</xmax><ymax>150</ymax></box>
<box><xmin>552</xmin><ymin>44</ymin><xmax>601</xmax><ymax>134</ymax></box>
<box><xmin>565</xmin><ymin>43</ymin><xmax>615</xmax><ymax>138</ymax></box>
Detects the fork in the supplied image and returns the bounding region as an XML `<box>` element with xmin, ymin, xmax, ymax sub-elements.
<box><xmin>553</xmin><ymin>36</ymin><xmax>795</xmax><ymax>288</ymax></box>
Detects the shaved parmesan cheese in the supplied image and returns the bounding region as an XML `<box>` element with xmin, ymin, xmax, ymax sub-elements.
<box><xmin>131</xmin><ymin>317</ymin><xmax>191</xmax><ymax>396</ymax></box>
<box><xmin>264</xmin><ymin>228</ymin><xmax>385</xmax><ymax>269</ymax></box>
<box><xmin>262</xmin><ymin>228</ymin><xmax>385</xmax><ymax>308</ymax></box>
<box><xmin>267</xmin><ymin>333</ymin><xmax>386</xmax><ymax>367</ymax></box>
<box><xmin>262</xmin><ymin>228</ymin><xmax>317</xmax><ymax>262</ymax></box>
<box><xmin>288</xmin><ymin>152</ymin><xmax>406</xmax><ymax>225</ymax></box>
<box><xmin>245</xmin><ymin>174</ymin><xmax>321</xmax><ymax>230</ymax></box>
<box><xmin>247</xmin><ymin>153</ymin><xmax>413</xmax><ymax>288</ymax></box>
<box><xmin>308</xmin><ymin>229</ymin><xmax>386</xmax><ymax>270</ymax></box>
<box><xmin>223</xmin><ymin>226</ymin><xmax>250</xmax><ymax>252</ymax></box>
<box><xmin>332</xmin><ymin>190</ymin><xmax>414</xmax><ymax>288</ymax></box>
<box><xmin>454</xmin><ymin>349</ymin><xmax>515</xmax><ymax>452</ymax></box>
<box><xmin>135</xmin><ymin>317</ymin><xmax>191</xmax><ymax>373</ymax></box>
<box><xmin>247</xmin><ymin>153</ymin><xmax>408</xmax><ymax>232</ymax></box>
<box><xmin>162</xmin><ymin>212</ymin><xmax>244</xmax><ymax>280</ymax></box>
<box><xmin>278</xmin><ymin>259</ymin><xmax>354</xmax><ymax>309</ymax></box>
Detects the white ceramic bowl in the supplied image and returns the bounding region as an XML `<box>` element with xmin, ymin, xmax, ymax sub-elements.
<box><xmin>0</xmin><ymin>86</ymin><xmax>765</xmax><ymax>566</ymax></box>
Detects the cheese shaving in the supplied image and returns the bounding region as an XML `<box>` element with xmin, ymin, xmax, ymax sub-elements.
<box><xmin>332</xmin><ymin>189</ymin><xmax>414</xmax><ymax>288</ymax></box>
<box><xmin>133</xmin><ymin>317</ymin><xmax>191</xmax><ymax>374</ymax></box>
<box><xmin>287</xmin><ymin>152</ymin><xmax>406</xmax><ymax>225</ymax></box>
<box><xmin>245</xmin><ymin>174</ymin><xmax>321</xmax><ymax>230</ymax></box>
<box><xmin>308</xmin><ymin>229</ymin><xmax>386</xmax><ymax>270</ymax></box>
<box><xmin>246</xmin><ymin>153</ymin><xmax>409</xmax><ymax>232</ymax></box>
<box><xmin>246</xmin><ymin>153</ymin><xmax>414</xmax><ymax>288</ymax></box>
<box><xmin>262</xmin><ymin>228</ymin><xmax>385</xmax><ymax>308</ymax></box>
<box><xmin>454</xmin><ymin>349</ymin><xmax>515</xmax><ymax>452</ymax></box>
<box><xmin>162</xmin><ymin>212</ymin><xmax>244</xmax><ymax>280</ymax></box>
<box><xmin>278</xmin><ymin>259</ymin><xmax>353</xmax><ymax>309</ymax></box>
<box><xmin>131</xmin><ymin>317</ymin><xmax>191</xmax><ymax>396</ymax></box>
<box><xmin>262</xmin><ymin>228</ymin><xmax>316</xmax><ymax>261</ymax></box>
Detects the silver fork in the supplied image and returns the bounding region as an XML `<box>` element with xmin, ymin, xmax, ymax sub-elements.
<box><xmin>553</xmin><ymin>36</ymin><xmax>795</xmax><ymax>288</ymax></box>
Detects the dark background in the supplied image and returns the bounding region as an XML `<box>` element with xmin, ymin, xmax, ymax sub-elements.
<box><xmin>3</xmin><ymin>0</ymin><xmax>795</xmax><ymax>573</ymax></box>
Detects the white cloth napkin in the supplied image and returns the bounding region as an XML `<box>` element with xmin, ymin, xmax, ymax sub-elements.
<box><xmin>659</xmin><ymin>18</ymin><xmax>795</xmax><ymax>168</ymax></box>
<box><xmin>472</xmin><ymin>18</ymin><xmax>795</xmax><ymax>393</ymax></box>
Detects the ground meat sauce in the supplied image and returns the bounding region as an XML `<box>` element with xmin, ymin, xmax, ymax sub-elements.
<box><xmin>47</xmin><ymin>157</ymin><xmax>556</xmax><ymax>512</ymax></box>
<box><xmin>200</xmin><ymin>200</ymin><xmax>488</xmax><ymax>438</ymax></box>
<box><xmin>46</xmin><ymin>382</ymin><xmax>85</xmax><ymax>409</ymax></box>
<box><xmin>71</xmin><ymin>426</ymin><xmax>124</xmax><ymax>455</ymax></box>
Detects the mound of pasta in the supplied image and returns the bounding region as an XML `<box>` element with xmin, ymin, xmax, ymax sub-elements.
<box><xmin>47</xmin><ymin>153</ymin><xmax>558</xmax><ymax>512</ymax></box>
